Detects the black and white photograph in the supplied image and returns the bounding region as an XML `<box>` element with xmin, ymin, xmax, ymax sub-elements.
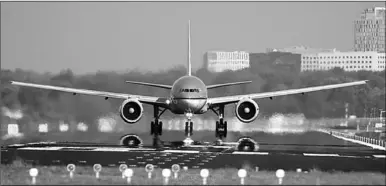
<box><xmin>1</xmin><ymin>1</ymin><xmax>385</xmax><ymax>185</ymax></box>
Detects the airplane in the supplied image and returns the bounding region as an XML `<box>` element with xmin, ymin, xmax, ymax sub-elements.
<box><xmin>9</xmin><ymin>20</ymin><xmax>368</xmax><ymax>149</ymax></box>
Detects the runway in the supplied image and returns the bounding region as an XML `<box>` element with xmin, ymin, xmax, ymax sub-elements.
<box><xmin>2</xmin><ymin>139</ymin><xmax>385</xmax><ymax>172</ymax></box>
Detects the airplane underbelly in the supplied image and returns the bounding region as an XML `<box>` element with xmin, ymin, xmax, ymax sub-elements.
<box><xmin>170</xmin><ymin>98</ymin><xmax>207</xmax><ymax>114</ymax></box>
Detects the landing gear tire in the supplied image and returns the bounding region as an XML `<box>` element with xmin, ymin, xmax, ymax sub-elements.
<box><xmin>151</xmin><ymin>120</ymin><xmax>163</xmax><ymax>148</ymax></box>
<box><xmin>185</xmin><ymin>122</ymin><xmax>189</xmax><ymax>136</ymax></box>
<box><xmin>185</xmin><ymin>121</ymin><xmax>193</xmax><ymax>136</ymax></box>
<box><xmin>223</xmin><ymin>121</ymin><xmax>227</xmax><ymax>138</ymax></box>
<box><xmin>190</xmin><ymin>122</ymin><xmax>193</xmax><ymax>136</ymax></box>
<box><xmin>150</xmin><ymin>121</ymin><xmax>154</xmax><ymax>135</ymax></box>
<box><xmin>215</xmin><ymin>121</ymin><xmax>220</xmax><ymax>138</ymax></box>
<box><xmin>151</xmin><ymin>121</ymin><xmax>163</xmax><ymax>135</ymax></box>
<box><xmin>158</xmin><ymin>121</ymin><xmax>163</xmax><ymax>135</ymax></box>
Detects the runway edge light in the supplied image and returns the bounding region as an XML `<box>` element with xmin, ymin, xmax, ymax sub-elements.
<box><xmin>200</xmin><ymin>169</ymin><xmax>209</xmax><ymax>185</ymax></box>
<box><xmin>276</xmin><ymin>169</ymin><xmax>285</xmax><ymax>185</ymax></box>
<box><xmin>93</xmin><ymin>164</ymin><xmax>102</xmax><ymax>179</ymax></box>
<box><xmin>29</xmin><ymin>168</ymin><xmax>38</xmax><ymax>185</ymax></box>
<box><xmin>238</xmin><ymin>169</ymin><xmax>247</xmax><ymax>185</ymax></box>
<box><xmin>119</xmin><ymin>164</ymin><xmax>128</xmax><ymax>179</ymax></box>
<box><xmin>123</xmin><ymin>169</ymin><xmax>133</xmax><ymax>184</ymax></box>
<box><xmin>145</xmin><ymin>164</ymin><xmax>154</xmax><ymax>179</ymax></box>
<box><xmin>66</xmin><ymin>164</ymin><xmax>76</xmax><ymax>179</ymax></box>
<box><xmin>162</xmin><ymin>169</ymin><xmax>171</xmax><ymax>185</ymax></box>
<box><xmin>171</xmin><ymin>164</ymin><xmax>180</xmax><ymax>179</ymax></box>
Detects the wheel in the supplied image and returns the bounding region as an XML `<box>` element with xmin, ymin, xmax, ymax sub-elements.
<box><xmin>159</xmin><ymin>121</ymin><xmax>163</xmax><ymax>136</ymax></box>
<box><xmin>224</xmin><ymin>121</ymin><xmax>228</xmax><ymax>138</ymax></box>
<box><xmin>185</xmin><ymin>122</ymin><xmax>189</xmax><ymax>136</ymax></box>
<box><xmin>215</xmin><ymin>121</ymin><xmax>220</xmax><ymax>137</ymax></box>
<box><xmin>190</xmin><ymin>121</ymin><xmax>193</xmax><ymax>136</ymax></box>
<box><xmin>150</xmin><ymin>121</ymin><xmax>155</xmax><ymax>135</ymax></box>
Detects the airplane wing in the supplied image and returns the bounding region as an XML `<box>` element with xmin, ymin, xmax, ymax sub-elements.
<box><xmin>9</xmin><ymin>81</ymin><xmax>169</xmax><ymax>106</ymax></box>
<box><xmin>125</xmin><ymin>80</ymin><xmax>173</xmax><ymax>89</ymax></box>
<box><xmin>207</xmin><ymin>80</ymin><xmax>368</xmax><ymax>106</ymax></box>
<box><xmin>206</xmin><ymin>81</ymin><xmax>252</xmax><ymax>89</ymax></box>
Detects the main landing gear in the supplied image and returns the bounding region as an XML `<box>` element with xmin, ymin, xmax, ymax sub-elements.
<box><xmin>211</xmin><ymin>105</ymin><xmax>228</xmax><ymax>144</ymax></box>
<box><xmin>150</xmin><ymin>106</ymin><xmax>167</xmax><ymax>148</ymax></box>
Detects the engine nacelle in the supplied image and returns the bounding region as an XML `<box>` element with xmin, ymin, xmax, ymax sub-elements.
<box><xmin>235</xmin><ymin>98</ymin><xmax>259</xmax><ymax>123</ymax></box>
<box><xmin>119</xmin><ymin>99</ymin><xmax>143</xmax><ymax>124</ymax></box>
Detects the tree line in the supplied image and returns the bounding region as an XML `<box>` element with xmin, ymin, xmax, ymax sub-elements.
<box><xmin>1</xmin><ymin>54</ymin><xmax>385</xmax><ymax>128</ymax></box>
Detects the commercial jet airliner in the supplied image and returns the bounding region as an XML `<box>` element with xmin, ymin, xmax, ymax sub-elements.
<box><xmin>9</xmin><ymin>21</ymin><xmax>367</xmax><ymax>148</ymax></box>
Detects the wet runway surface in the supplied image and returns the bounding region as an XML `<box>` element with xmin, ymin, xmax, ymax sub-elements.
<box><xmin>2</xmin><ymin>140</ymin><xmax>385</xmax><ymax>172</ymax></box>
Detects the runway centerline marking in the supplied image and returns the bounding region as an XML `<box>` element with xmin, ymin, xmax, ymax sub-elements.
<box><xmin>232</xmin><ymin>151</ymin><xmax>269</xmax><ymax>155</ymax></box>
<box><xmin>303</xmin><ymin>153</ymin><xmax>340</xmax><ymax>157</ymax></box>
<box><xmin>163</xmin><ymin>150</ymin><xmax>200</xmax><ymax>153</ymax></box>
<box><xmin>91</xmin><ymin>148</ymin><xmax>131</xmax><ymax>152</ymax></box>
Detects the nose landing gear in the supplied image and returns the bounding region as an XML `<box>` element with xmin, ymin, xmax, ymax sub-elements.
<box><xmin>183</xmin><ymin>112</ymin><xmax>194</xmax><ymax>146</ymax></box>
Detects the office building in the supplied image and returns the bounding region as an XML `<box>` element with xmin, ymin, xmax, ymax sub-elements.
<box><xmin>354</xmin><ymin>7</ymin><xmax>385</xmax><ymax>52</ymax></box>
<box><xmin>205</xmin><ymin>51</ymin><xmax>250</xmax><ymax>73</ymax></box>
<box><xmin>266</xmin><ymin>46</ymin><xmax>338</xmax><ymax>54</ymax></box>
<box><xmin>301</xmin><ymin>51</ymin><xmax>386</xmax><ymax>72</ymax></box>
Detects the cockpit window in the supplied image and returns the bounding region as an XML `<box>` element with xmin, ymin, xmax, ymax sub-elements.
<box><xmin>180</xmin><ymin>88</ymin><xmax>200</xmax><ymax>92</ymax></box>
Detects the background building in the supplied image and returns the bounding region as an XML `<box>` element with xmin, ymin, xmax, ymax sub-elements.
<box><xmin>354</xmin><ymin>7</ymin><xmax>385</xmax><ymax>53</ymax></box>
<box><xmin>301</xmin><ymin>51</ymin><xmax>386</xmax><ymax>72</ymax></box>
<box><xmin>266</xmin><ymin>46</ymin><xmax>338</xmax><ymax>54</ymax></box>
<box><xmin>205</xmin><ymin>51</ymin><xmax>250</xmax><ymax>73</ymax></box>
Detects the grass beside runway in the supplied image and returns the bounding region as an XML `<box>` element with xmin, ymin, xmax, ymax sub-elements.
<box><xmin>1</xmin><ymin>161</ymin><xmax>385</xmax><ymax>185</ymax></box>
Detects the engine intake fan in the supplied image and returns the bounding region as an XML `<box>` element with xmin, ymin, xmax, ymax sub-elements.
<box><xmin>235</xmin><ymin>98</ymin><xmax>259</xmax><ymax>123</ymax></box>
<box><xmin>119</xmin><ymin>99</ymin><xmax>143</xmax><ymax>124</ymax></box>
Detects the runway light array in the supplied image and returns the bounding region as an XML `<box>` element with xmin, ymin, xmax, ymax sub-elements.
<box><xmin>24</xmin><ymin>165</ymin><xmax>333</xmax><ymax>185</ymax></box>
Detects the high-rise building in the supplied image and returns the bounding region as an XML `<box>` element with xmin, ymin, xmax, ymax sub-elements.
<box><xmin>354</xmin><ymin>7</ymin><xmax>385</xmax><ymax>53</ymax></box>
<box><xmin>204</xmin><ymin>51</ymin><xmax>250</xmax><ymax>73</ymax></box>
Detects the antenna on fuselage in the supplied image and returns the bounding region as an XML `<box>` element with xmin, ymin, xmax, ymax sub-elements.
<box><xmin>187</xmin><ymin>20</ymin><xmax>192</xmax><ymax>76</ymax></box>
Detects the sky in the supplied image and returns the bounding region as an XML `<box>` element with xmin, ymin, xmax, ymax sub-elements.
<box><xmin>1</xmin><ymin>1</ymin><xmax>385</xmax><ymax>74</ymax></box>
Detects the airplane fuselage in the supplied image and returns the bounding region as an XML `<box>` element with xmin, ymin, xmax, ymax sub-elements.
<box><xmin>168</xmin><ymin>76</ymin><xmax>208</xmax><ymax>114</ymax></box>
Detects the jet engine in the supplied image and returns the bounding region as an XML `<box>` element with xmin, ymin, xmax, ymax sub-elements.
<box><xmin>119</xmin><ymin>99</ymin><xmax>143</xmax><ymax>124</ymax></box>
<box><xmin>235</xmin><ymin>98</ymin><xmax>259</xmax><ymax>123</ymax></box>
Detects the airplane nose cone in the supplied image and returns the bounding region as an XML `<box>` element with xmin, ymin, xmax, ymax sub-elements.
<box><xmin>244</xmin><ymin>107</ymin><xmax>250</xmax><ymax>113</ymax></box>
<box><xmin>129</xmin><ymin>108</ymin><xmax>135</xmax><ymax>113</ymax></box>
